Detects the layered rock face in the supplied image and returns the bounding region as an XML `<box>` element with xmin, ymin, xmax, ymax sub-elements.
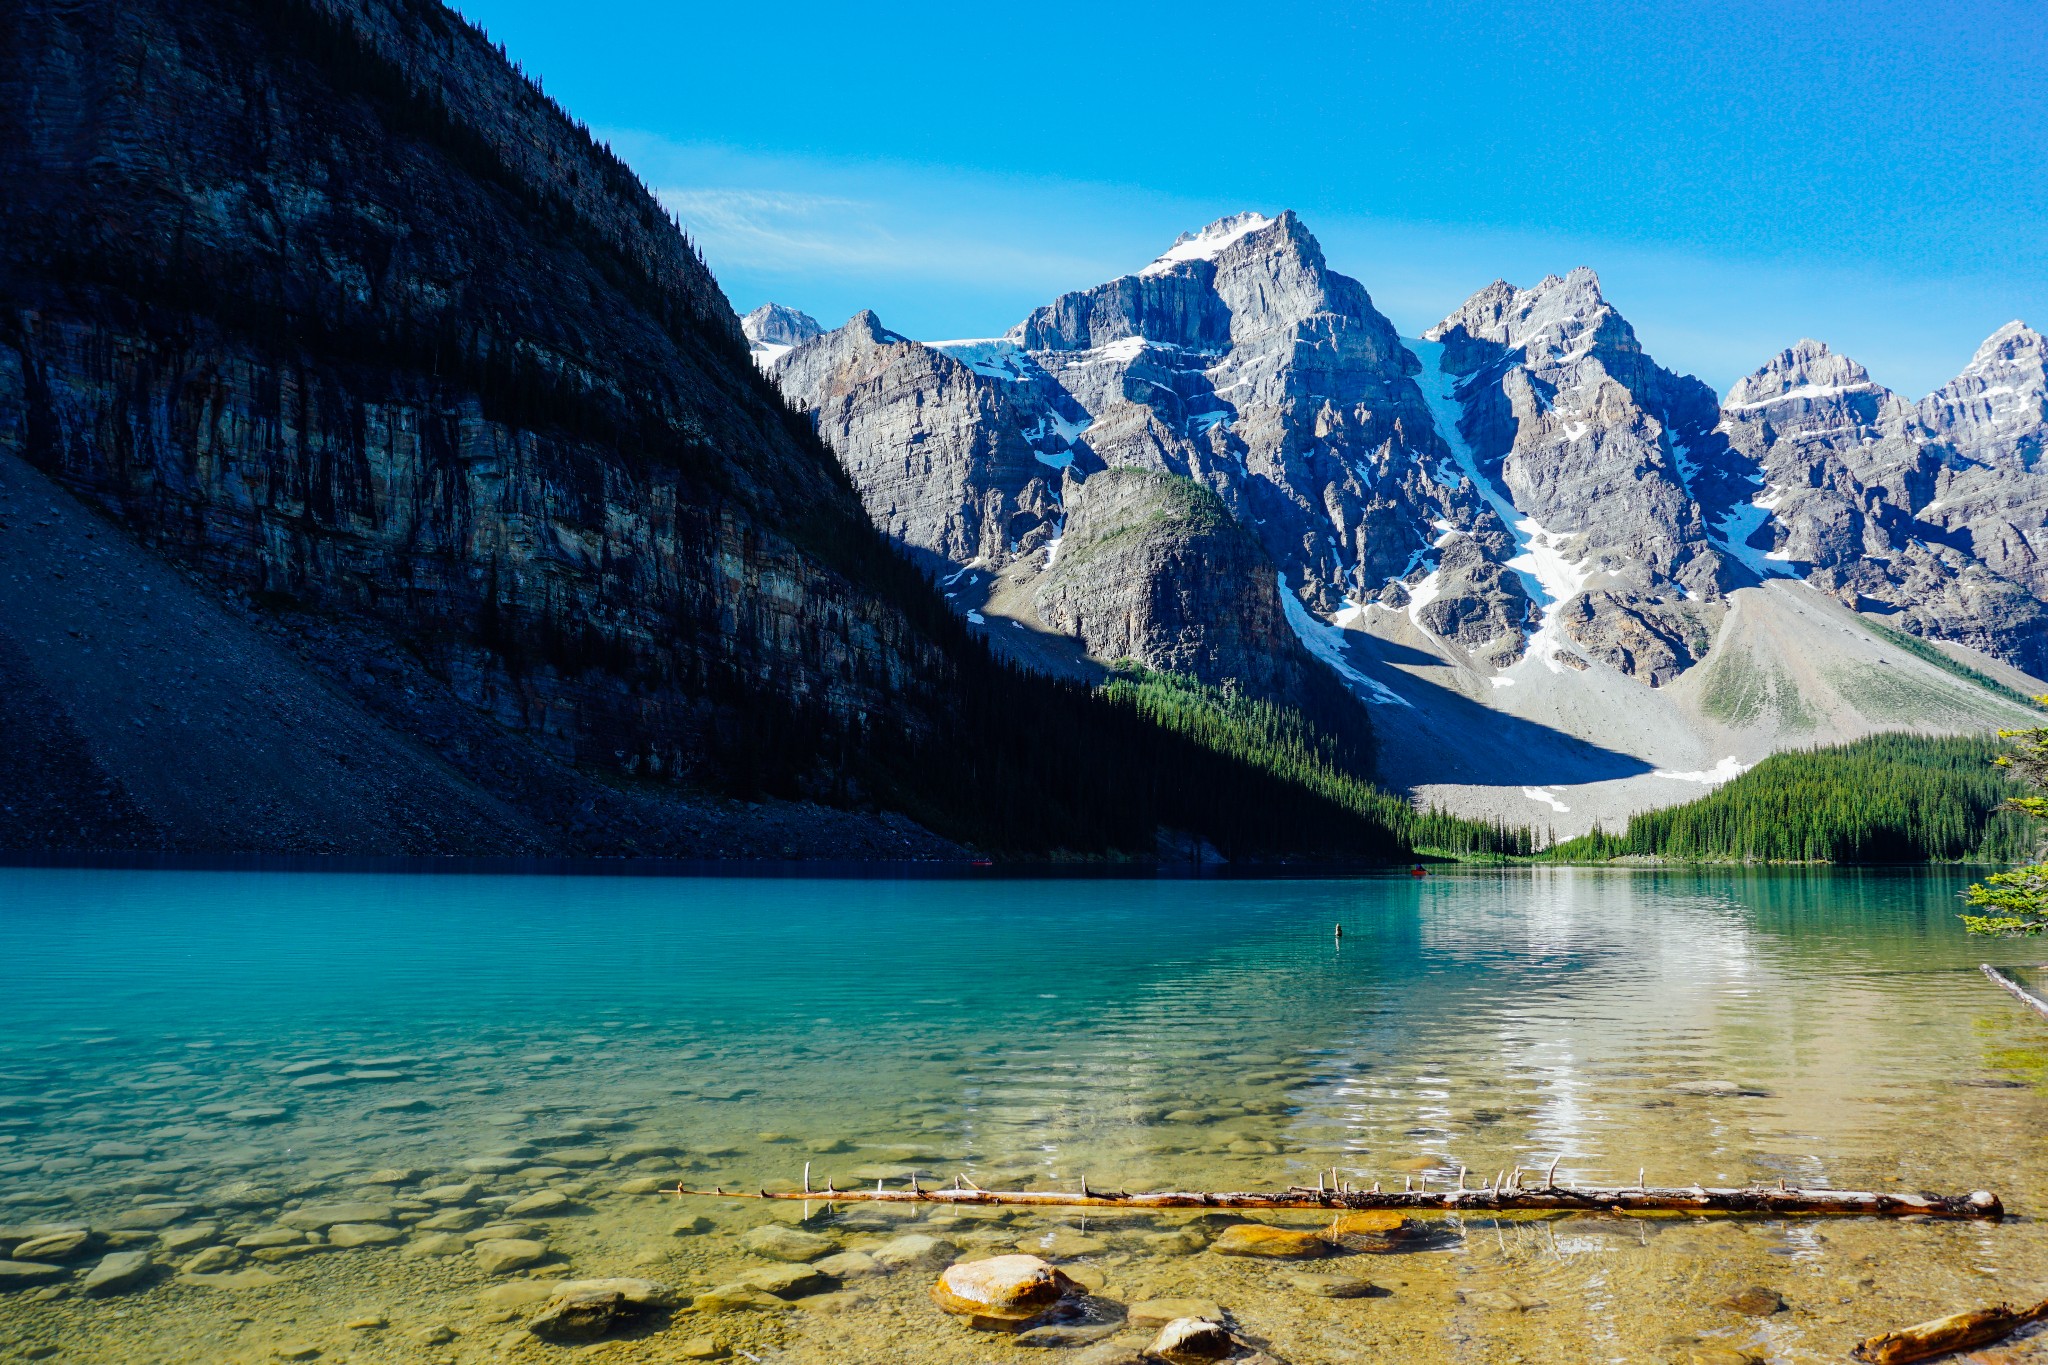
<box><xmin>1034</xmin><ymin>470</ymin><xmax>1317</xmax><ymax>702</ymax></box>
<box><xmin>1718</xmin><ymin>331</ymin><xmax>2048</xmax><ymax>673</ymax></box>
<box><xmin>770</xmin><ymin>212</ymin><xmax>1518</xmax><ymax>698</ymax></box>
<box><xmin>1009</xmin><ymin>211</ymin><xmax>1492</xmax><ymax>615</ymax></box>
<box><xmin>770</xmin><ymin>312</ymin><xmax>1063</xmax><ymax>575</ymax></box>
<box><xmin>1422</xmin><ymin>268</ymin><xmax>1735</xmax><ymax>683</ymax></box>
<box><xmin>1</xmin><ymin>0</ymin><xmax>935</xmax><ymax>797</ymax></box>
<box><xmin>1</xmin><ymin>0</ymin><xmax>1283</xmax><ymax>855</ymax></box>
<box><xmin>1915</xmin><ymin>323</ymin><xmax>2048</xmax><ymax>597</ymax></box>
<box><xmin>770</xmin><ymin>205</ymin><xmax>2048</xmax><ymax>706</ymax></box>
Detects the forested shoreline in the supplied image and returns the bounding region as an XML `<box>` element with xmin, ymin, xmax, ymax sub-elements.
<box><xmin>1540</xmin><ymin>734</ymin><xmax>2037</xmax><ymax>866</ymax></box>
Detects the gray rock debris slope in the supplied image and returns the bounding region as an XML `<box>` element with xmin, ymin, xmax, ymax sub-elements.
<box><xmin>1719</xmin><ymin>325</ymin><xmax>2048</xmax><ymax>675</ymax></box>
<box><xmin>769</xmin><ymin>211</ymin><xmax>1523</xmax><ymax>700</ymax></box>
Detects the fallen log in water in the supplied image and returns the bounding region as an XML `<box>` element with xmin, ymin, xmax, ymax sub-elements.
<box><xmin>1853</xmin><ymin>1298</ymin><xmax>2048</xmax><ymax>1364</ymax></box>
<box><xmin>1982</xmin><ymin>963</ymin><xmax>2048</xmax><ymax>1021</ymax></box>
<box><xmin>670</xmin><ymin>1167</ymin><xmax>2002</xmax><ymax>1221</ymax></box>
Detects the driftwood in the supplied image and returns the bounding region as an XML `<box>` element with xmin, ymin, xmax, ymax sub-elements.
<box><xmin>1982</xmin><ymin>964</ymin><xmax>2048</xmax><ymax>1021</ymax></box>
<box><xmin>670</xmin><ymin>1165</ymin><xmax>2002</xmax><ymax>1221</ymax></box>
<box><xmin>1853</xmin><ymin>1298</ymin><xmax>2048</xmax><ymax>1364</ymax></box>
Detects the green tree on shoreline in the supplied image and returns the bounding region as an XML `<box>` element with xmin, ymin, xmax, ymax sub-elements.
<box><xmin>1962</xmin><ymin>708</ymin><xmax>2048</xmax><ymax>936</ymax></box>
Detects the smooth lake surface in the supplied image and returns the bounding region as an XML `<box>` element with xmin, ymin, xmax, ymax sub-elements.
<box><xmin>4</xmin><ymin>866</ymin><xmax>2048</xmax><ymax>1365</ymax></box>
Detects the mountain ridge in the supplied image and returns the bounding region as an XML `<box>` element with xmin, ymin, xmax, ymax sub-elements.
<box><xmin>760</xmin><ymin>210</ymin><xmax>2048</xmax><ymax>834</ymax></box>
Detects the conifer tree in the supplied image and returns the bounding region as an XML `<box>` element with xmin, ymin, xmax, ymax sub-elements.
<box><xmin>1962</xmin><ymin>708</ymin><xmax>2048</xmax><ymax>936</ymax></box>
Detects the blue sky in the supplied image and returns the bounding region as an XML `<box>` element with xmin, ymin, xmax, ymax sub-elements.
<box><xmin>457</xmin><ymin>0</ymin><xmax>2046</xmax><ymax>397</ymax></box>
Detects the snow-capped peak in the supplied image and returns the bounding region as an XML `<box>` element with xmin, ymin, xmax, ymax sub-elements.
<box><xmin>1723</xmin><ymin>338</ymin><xmax>1882</xmax><ymax>411</ymax></box>
<box><xmin>1961</xmin><ymin>319</ymin><xmax>2044</xmax><ymax>375</ymax></box>
<box><xmin>1138</xmin><ymin>212</ymin><xmax>1273</xmax><ymax>277</ymax></box>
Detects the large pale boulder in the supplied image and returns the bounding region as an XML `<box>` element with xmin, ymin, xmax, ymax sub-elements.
<box><xmin>929</xmin><ymin>1254</ymin><xmax>1076</xmax><ymax>1328</ymax></box>
<box><xmin>1150</xmin><ymin>1317</ymin><xmax>1237</xmax><ymax>1363</ymax></box>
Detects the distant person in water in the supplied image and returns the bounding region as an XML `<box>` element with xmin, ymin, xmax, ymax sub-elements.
<box><xmin>1411</xmin><ymin>864</ymin><xmax>1427</xmax><ymax>877</ymax></box>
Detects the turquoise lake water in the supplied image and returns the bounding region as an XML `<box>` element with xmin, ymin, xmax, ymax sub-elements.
<box><xmin>3</xmin><ymin>864</ymin><xmax>2048</xmax><ymax>1364</ymax></box>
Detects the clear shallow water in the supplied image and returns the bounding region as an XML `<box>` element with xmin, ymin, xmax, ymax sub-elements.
<box><xmin>3</xmin><ymin>865</ymin><xmax>2048</xmax><ymax>1364</ymax></box>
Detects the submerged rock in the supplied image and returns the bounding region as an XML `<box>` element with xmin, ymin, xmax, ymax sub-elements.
<box><xmin>505</xmin><ymin>1190</ymin><xmax>574</xmax><ymax>1217</ymax></box>
<box><xmin>547</xmin><ymin>1277</ymin><xmax>678</xmax><ymax>1309</ymax></box>
<box><xmin>1015</xmin><ymin>1321</ymin><xmax>1122</xmax><ymax>1348</ymax></box>
<box><xmin>0</xmin><ymin>1261</ymin><xmax>68</xmax><ymax>1286</ymax></box>
<box><xmin>326</xmin><ymin>1224</ymin><xmax>403</xmax><ymax>1248</ymax></box>
<box><xmin>872</xmin><ymin>1233</ymin><xmax>956</xmax><ymax>1270</ymax></box>
<box><xmin>417</xmin><ymin>1208</ymin><xmax>483</xmax><ymax>1232</ymax></box>
<box><xmin>81</xmin><ymin>1250</ymin><xmax>153</xmax><ymax>1296</ymax></box>
<box><xmin>109</xmin><ymin>1206</ymin><xmax>189</xmax><ymax>1231</ymax></box>
<box><xmin>176</xmin><ymin>1268</ymin><xmax>284</xmax><ymax>1290</ymax></box>
<box><xmin>1130</xmin><ymin>1299</ymin><xmax>1225</xmax><ymax>1327</ymax></box>
<box><xmin>403</xmin><ymin>1233</ymin><xmax>468</xmax><ymax>1258</ymax></box>
<box><xmin>12</xmin><ymin>1230</ymin><xmax>94</xmax><ymax>1262</ymax></box>
<box><xmin>472</xmin><ymin>1238</ymin><xmax>547</xmax><ymax>1275</ymax></box>
<box><xmin>1014</xmin><ymin>1228</ymin><xmax>1106</xmax><ymax>1259</ymax></box>
<box><xmin>1666</xmin><ymin>1081</ymin><xmax>1763</xmax><ymax>1097</ymax></box>
<box><xmin>280</xmin><ymin>1202</ymin><xmax>392</xmax><ymax>1231</ymax></box>
<box><xmin>930</xmin><ymin>1255</ymin><xmax>1076</xmax><ymax>1328</ymax></box>
<box><xmin>743</xmin><ymin>1224</ymin><xmax>834</xmax><ymax>1262</ymax></box>
<box><xmin>528</xmin><ymin>1289</ymin><xmax>626</xmax><ymax>1342</ymax></box>
<box><xmin>1720</xmin><ymin>1285</ymin><xmax>1785</xmax><ymax>1316</ymax></box>
<box><xmin>182</xmin><ymin>1246</ymin><xmax>241</xmax><ymax>1274</ymax></box>
<box><xmin>691</xmin><ymin>1284</ymin><xmax>789</xmax><ymax>1313</ymax></box>
<box><xmin>1209</xmin><ymin>1224</ymin><xmax>1328</xmax><ymax>1259</ymax></box>
<box><xmin>736</xmin><ymin>1264</ymin><xmax>831</xmax><ymax>1299</ymax></box>
<box><xmin>812</xmin><ymin>1251</ymin><xmax>881</xmax><ymax>1279</ymax></box>
<box><xmin>1286</xmin><ymin>1272</ymin><xmax>1383</xmax><ymax>1299</ymax></box>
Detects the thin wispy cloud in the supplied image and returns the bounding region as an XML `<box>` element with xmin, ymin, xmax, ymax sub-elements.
<box><xmin>656</xmin><ymin>184</ymin><xmax>1112</xmax><ymax>290</ymax></box>
<box><xmin>606</xmin><ymin>131</ymin><xmax>2041</xmax><ymax>397</ymax></box>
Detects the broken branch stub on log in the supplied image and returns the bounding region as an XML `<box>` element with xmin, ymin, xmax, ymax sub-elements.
<box><xmin>1853</xmin><ymin>1298</ymin><xmax>2048</xmax><ymax>1365</ymax></box>
<box><xmin>670</xmin><ymin>1179</ymin><xmax>2002</xmax><ymax>1221</ymax></box>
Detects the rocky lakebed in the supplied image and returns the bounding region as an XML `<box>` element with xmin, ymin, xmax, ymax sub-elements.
<box><xmin>7</xmin><ymin>868</ymin><xmax>2048</xmax><ymax>1363</ymax></box>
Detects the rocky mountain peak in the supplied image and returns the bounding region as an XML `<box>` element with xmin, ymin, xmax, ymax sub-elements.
<box><xmin>1425</xmin><ymin>266</ymin><xmax>1630</xmax><ymax>371</ymax></box>
<box><xmin>1962</xmin><ymin>319</ymin><xmax>2046</xmax><ymax>374</ymax></box>
<box><xmin>1138</xmin><ymin>211</ymin><xmax>1276</xmax><ymax>277</ymax></box>
<box><xmin>740</xmin><ymin>303</ymin><xmax>822</xmax><ymax>348</ymax></box>
<box><xmin>843</xmin><ymin>309</ymin><xmax>910</xmax><ymax>347</ymax></box>
<box><xmin>1917</xmin><ymin>318</ymin><xmax>2047</xmax><ymax>465</ymax></box>
<box><xmin>743</xmin><ymin>302</ymin><xmax>825</xmax><ymax>369</ymax></box>
<box><xmin>1723</xmin><ymin>339</ymin><xmax>1884</xmax><ymax>411</ymax></box>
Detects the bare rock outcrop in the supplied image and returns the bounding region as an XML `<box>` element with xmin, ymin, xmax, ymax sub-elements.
<box><xmin>742</xmin><ymin>303</ymin><xmax>824</xmax><ymax>369</ymax></box>
<box><xmin>771</xmin><ymin>312</ymin><xmax>1064</xmax><ymax>574</ymax></box>
<box><xmin>1717</xmin><ymin>331</ymin><xmax>2048</xmax><ymax>674</ymax></box>
<box><xmin>1033</xmin><ymin>469</ymin><xmax>1319</xmax><ymax>702</ymax></box>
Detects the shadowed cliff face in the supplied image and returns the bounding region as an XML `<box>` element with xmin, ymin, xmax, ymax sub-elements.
<box><xmin>0</xmin><ymin>0</ymin><xmax>948</xmax><ymax>803</ymax></box>
<box><xmin>0</xmin><ymin>0</ymin><xmax>1438</xmax><ymax>860</ymax></box>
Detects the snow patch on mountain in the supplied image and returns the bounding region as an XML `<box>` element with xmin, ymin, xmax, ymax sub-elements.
<box><xmin>1139</xmin><ymin>212</ymin><xmax>1272</xmax><ymax>277</ymax></box>
<box><xmin>1653</xmin><ymin>756</ymin><xmax>1753</xmax><ymax>784</ymax></box>
<box><xmin>1407</xmin><ymin>337</ymin><xmax>1591</xmax><ymax>673</ymax></box>
<box><xmin>1280</xmin><ymin>575</ymin><xmax>1409</xmax><ymax>707</ymax></box>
